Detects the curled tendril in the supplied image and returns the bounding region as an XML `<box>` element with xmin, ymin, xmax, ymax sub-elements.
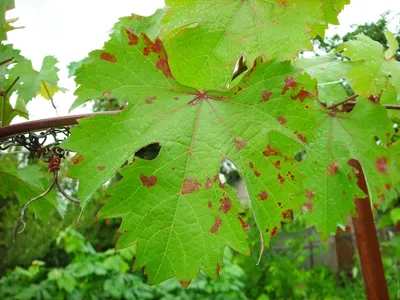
<box><xmin>13</xmin><ymin>153</ymin><xmax>80</xmax><ymax>242</ymax></box>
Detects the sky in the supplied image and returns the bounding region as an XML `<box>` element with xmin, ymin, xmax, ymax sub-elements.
<box><xmin>5</xmin><ymin>0</ymin><xmax>400</xmax><ymax>123</ymax></box>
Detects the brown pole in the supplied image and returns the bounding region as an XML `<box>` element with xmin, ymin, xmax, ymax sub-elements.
<box><xmin>349</xmin><ymin>159</ymin><xmax>389</xmax><ymax>300</ymax></box>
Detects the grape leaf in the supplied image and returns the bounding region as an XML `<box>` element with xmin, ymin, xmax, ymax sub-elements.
<box><xmin>9</xmin><ymin>55</ymin><xmax>65</xmax><ymax>104</ymax></box>
<box><xmin>67</xmin><ymin>9</ymin><xmax>165</xmax><ymax>88</ymax></box>
<box><xmin>0</xmin><ymin>163</ymin><xmax>58</xmax><ymax>220</ymax></box>
<box><xmin>380</xmin><ymin>81</ymin><xmax>400</xmax><ymax>120</ymax></box>
<box><xmin>312</xmin><ymin>0</ymin><xmax>350</xmax><ymax>37</ymax></box>
<box><xmin>299</xmin><ymin>99</ymin><xmax>397</xmax><ymax>238</ymax></box>
<box><xmin>0</xmin><ymin>0</ymin><xmax>14</xmax><ymax>41</ymax></box>
<box><xmin>384</xmin><ymin>31</ymin><xmax>399</xmax><ymax>61</ymax></box>
<box><xmin>62</xmin><ymin>29</ymin><xmax>318</xmax><ymax>284</ymax></box>
<box><xmin>295</xmin><ymin>53</ymin><xmax>350</xmax><ymax>106</ymax></box>
<box><xmin>339</xmin><ymin>33</ymin><xmax>400</xmax><ymax>97</ymax></box>
<box><xmin>160</xmin><ymin>0</ymin><xmax>342</xmax><ymax>91</ymax></box>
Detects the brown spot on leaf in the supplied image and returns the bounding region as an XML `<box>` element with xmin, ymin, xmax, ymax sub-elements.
<box><xmin>182</xmin><ymin>178</ymin><xmax>201</xmax><ymax>194</ymax></box>
<box><xmin>287</xmin><ymin>171</ymin><xmax>295</xmax><ymax>181</ymax></box>
<box><xmin>277</xmin><ymin>116</ymin><xmax>286</xmax><ymax>125</ymax></box>
<box><xmin>71</xmin><ymin>155</ymin><xmax>84</xmax><ymax>165</ymax></box>
<box><xmin>100</xmin><ymin>52</ymin><xmax>116</xmax><ymax>63</ymax></box>
<box><xmin>385</xmin><ymin>183</ymin><xmax>391</xmax><ymax>191</ymax></box>
<box><xmin>156</xmin><ymin>57</ymin><xmax>173</xmax><ymax>78</ymax></box>
<box><xmin>328</xmin><ymin>162</ymin><xmax>340</xmax><ymax>175</ymax></box>
<box><xmin>235</xmin><ymin>138</ymin><xmax>247</xmax><ymax>151</ymax></box>
<box><xmin>263</xmin><ymin>144</ymin><xmax>280</xmax><ymax>156</ymax></box>
<box><xmin>219</xmin><ymin>197</ymin><xmax>232</xmax><ymax>213</ymax></box>
<box><xmin>174</xmin><ymin>97</ymin><xmax>179</xmax><ymax>101</ymax></box>
<box><xmin>277</xmin><ymin>202</ymin><xmax>282</xmax><ymax>207</ymax></box>
<box><xmin>282</xmin><ymin>209</ymin><xmax>291</xmax><ymax>219</ymax></box>
<box><xmin>145</xmin><ymin>96</ymin><xmax>156</xmax><ymax>104</ymax></box>
<box><xmin>102</xmin><ymin>91</ymin><xmax>111</xmax><ymax>97</ymax></box>
<box><xmin>258</xmin><ymin>190</ymin><xmax>268</xmax><ymax>200</ymax></box>
<box><xmin>179</xmin><ymin>280</ymin><xmax>191</xmax><ymax>289</ymax></box>
<box><xmin>266</xmin><ymin>228</ymin><xmax>269</xmax><ymax>233</ymax></box>
<box><xmin>216</xmin><ymin>263</ymin><xmax>220</xmax><ymax>279</ymax></box>
<box><xmin>302</xmin><ymin>203</ymin><xmax>314</xmax><ymax>211</ymax></box>
<box><xmin>124</xmin><ymin>28</ymin><xmax>139</xmax><ymax>45</ymax></box>
<box><xmin>140</xmin><ymin>175</ymin><xmax>157</xmax><ymax>187</ymax></box>
<box><xmin>306</xmin><ymin>189</ymin><xmax>315</xmax><ymax>200</ymax></box>
<box><xmin>271</xmin><ymin>226</ymin><xmax>278</xmax><ymax>237</ymax></box>
<box><xmin>238</xmin><ymin>216</ymin><xmax>251</xmax><ymax>230</ymax></box>
<box><xmin>291</xmin><ymin>88</ymin><xmax>313</xmax><ymax>102</ymax></box>
<box><xmin>277</xmin><ymin>174</ymin><xmax>285</xmax><ymax>184</ymax></box>
<box><xmin>254</xmin><ymin>170</ymin><xmax>261</xmax><ymax>177</ymax></box>
<box><xmin>211</xmin><ymin>217</ymin><xmax>222</xmax><ymax>233</ymax></box>
<box><xmin>205</xmin><ymin>177</ymin><xmax>212</xmax><ymax>189</ymax></box>
<box><xmin>249</xmin><ymin>162</ymin><xmax>254</xmax><ymax>168</ymax></box>
<box><xmin>376</xmin><ymin>157</ymin><xmax>389</xmax><ymax>173</ymax></box>
<box><xmin>143</xmin><ymin>47</ymin><xmax>151</xmax><ymax>56</ymax></box>
<box><xmin>274</xmin><ymin>160</ymin><xmax>281</xmax><ymax>169</ymax></box>
<box><xmin>208</xmin><ymin>201</ymin><xmax>212</xmax><ymax>209</ymax></box>
<box><xmin>213</xmin><ymin>174</ymin><xmax>220</xmax><ymax>182</ymax></box>
<box><xmin>262</xmin><ymin>90</ymin><xmax>272</xmax><ymax>102</ymax></box>
<box><xmin>97</xmin><ymin>166</ymin><xmax>105</xmax><ymax>171</ymax></box>
<box><xmin>373</xmin><ymin>203</ymin><xmax>379</xmax><ymax>210</ymax></box>
<box><xmin>282</xmin><ymin>77</ymin><xmax>297</xmax><ymax>95</ymax></box>
<box><xmin>219</xmin><ymin>183</ymin><xmax>225</xmax><ymax>189</ymax></box>
<box><xmin>296</xmin><ymin>132</ymin><xmax>307</xmax><ymax>143</ymax></box>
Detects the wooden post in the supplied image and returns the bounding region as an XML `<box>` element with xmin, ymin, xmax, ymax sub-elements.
<box><xmin>349</xmin><ymin>159</ymin><xmax>389</xmax><ymax>300</ymax></box>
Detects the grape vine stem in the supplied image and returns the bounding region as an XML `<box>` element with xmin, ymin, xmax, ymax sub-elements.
<box><xmin>326</xmin><ymin>94</ymin><xmax>358</xmax><ymax>109</ymax></box>
<box><xmin>1</xmin><ymin>97</ymin><xmax>400</xmax><ymax>140</ymax></box>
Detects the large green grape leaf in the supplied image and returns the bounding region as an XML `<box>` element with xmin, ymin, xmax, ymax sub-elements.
<box><xmin>295</xmin><ymin>53</ymin><xmax>350</xmax><ymax>106</ymax></box>
<box><xmin>300</xmin><ymin>99</ymin><xmax>397</xmax><ymax>238</ymax></box>
<box><xmin>0</xmin><ymin>0</ymin><xmax>14</xmax><ymax>41</ymax></box>
<box><xmin>339</xmin><ymin>33</ymin><xmax>400</xmax><ymax>97</ymax></box>
<box><xmin>9</xmin><ymin>55</ymin><xmax>65</xmax><ymax>104</ymax></box>
<box><xmin>0</xmin><ymin>163</ymin><xmax>58</xmax><ymax>220</ymax></box>
<box><xmin>62</xmin><ymin>29</ymin><xmax>318</xmax><ymax>284</ymax></box>
<box><xmin>161</xmin><ymin>0</ymin><xmax>342</xmax><ymax>91</ymax></box>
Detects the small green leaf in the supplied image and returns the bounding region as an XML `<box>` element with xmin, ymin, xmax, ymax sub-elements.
<box><xmin>338</xmin><ymin>33</ymin><xmax>400</xmax><ymax>97</ymax></box>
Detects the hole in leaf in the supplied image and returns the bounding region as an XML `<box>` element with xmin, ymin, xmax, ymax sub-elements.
<box><xmin>294</xmin><ymin>150</ymin><xmax>306</xmax><ymax>162</ymax></box>
<box><xmin>219</xmin><ymin>159</ymin><xmax>249</xmax><ymax>209</ymax></box>
<box><xmin>135</xmin><ymin>143</ymin><xmax>161</xmax><ymax>160</ymax></box>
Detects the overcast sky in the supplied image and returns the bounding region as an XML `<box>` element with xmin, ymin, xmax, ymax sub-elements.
<box><xmin>5</xmin><ymin>0</ymin><xmax>400</xmax><ymax>123</ymax></box>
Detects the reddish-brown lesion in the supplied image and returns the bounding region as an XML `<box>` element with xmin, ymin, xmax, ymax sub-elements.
<box><xmin>263</xmin><ymin>144</ymin><xmax>280</xmax><ymax>156</ymax></box>
<box><xmin>210</xmin><ymin>217</ymin><xmax>222</xmax><ymax>233</ymax></box>
<box><xmin>181</xmin><ymin>178</ymin><xmax>202</xmax><ymax>194</ymax></box>
<box><xmin>219</xmin><ymin>197</ymin><xmax>232</xmax><ymax>213</ymax></box>
<box><xmin>140</xmin><ymin>175</ymin><xmax>157</xmax><ymax>187</ymax></box>
<box><xmin>100</xmin><ymin>52</ymin><xmax>116</xmax><ymax>63</ymax></box>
